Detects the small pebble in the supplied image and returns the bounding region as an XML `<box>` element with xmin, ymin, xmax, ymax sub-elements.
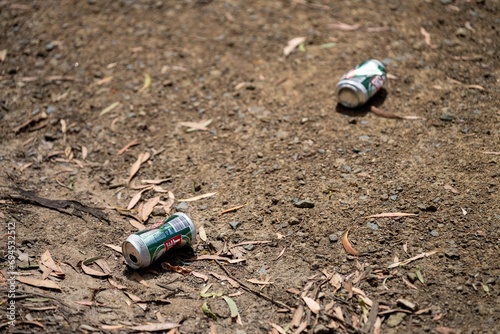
<box><xmin>46</xmin><ymin>105</ymin><xmax>56</xmax><ymax>114</ymax></box>
<box><xmin>175</xmin><ymin>202</ymin><xmax>189</xmax><ymax>212</ymax></box>
<box><xmin>445</xmin><ymin>248</ymin><xmax>461</xmax><ymax>260</ymax></box>
<box><xmin>455</xmin><ymin>27</ymin><xmax>467</xmax><ymax>37</ymax></box>
<box><xmin>328</xmin><ymin>234</ymin><xmax>338</xmax><ymax>243</ymax></box>
<box><xmin>293</xmin><ymin>199</ymin><xmax>315</xmax><ymax>208</ymax></box>
<box><xmin>288</xmin><ymin>217</ymin><xmax>300</xmax><ymax>225</ymax></box>
<box><xmin>390</xmin><ymin>195</ymin><xmax>398</xmax><ymax>201</ymax></box>
<box><xmin>359</xmin><ymin>135</ymin><xmax>371</xmax><ymax>141</ymax></box>
<box><xmin>342</xmin><ymin>165</ymin><xmax>352</xmax><ymax>173</ymax></box>
<box><xmin>367</xmin><ymin>222</ymin><xmax>379</xmax><ymax>230</ymax></box>
<box><xmin>440</xmin><ymin>0</ymin><xmax>453</xmax><ymax>4</ymax></box>
<box><xmin>430</xmin><ymin>230</ymin><xmax>439</xmax><ymax>237</ymax></box>
<box><xmin>198</xmin><ymin>205</ymin><xmax>208</xmax><ymax>211</ymax></box>
<box><xmin>407</xmin><ymin>272</ymin><xmax>417</xmax><ymax>283</ymax></box>
<box><xmin>440</xmin><ymin>114</ymin><xmax>456</xmax><ymax>122</ymax></box>
<box><xmin>243</xmin><ymin>244</ymin><xmax>255</xmax><ymax>251</ymax></box>
<box><xmin>386</xmin><ymin>312</ymin><xmax>406</xmax><ymax>327</ymax></box>
<box><xmin>397</xmin><ymin>299</ymin><xmax>418</xmax><ymax>312</ymax></box>
<box><xmin>229</xmin><ymin>221</ymin><xmax>241</xmax><ymax>229</ymax></box>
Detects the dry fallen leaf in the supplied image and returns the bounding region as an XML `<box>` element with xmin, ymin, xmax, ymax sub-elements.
<box><xmin>16</xmin><ymin>276</ymin><xmax>62</xmax><ymax>291</ymax></box>
<box><xmin>220</xmin><ymin>203</ymin><xmax>247</xmax><ymax>215</ymax></box>
<box><xmin>128</xmin><ymin>152</ymin><xmax>151</xmax><ymax>184</ymax></box>
<box><xmin>81</xmin><ymin>257</ymin><xmax>110</xmax><ymax>277</ymax></box>
<box><xmin>40</xmin><ymin>250</ymin><xmax>64</xmax><ymax>278</ymax></box>
<box><xmin>444</xmin><ymin>184</ymin><xmax>459</xmax><ymax>194</ymax></box>
<box><xmin>127</xmin><ymin>187</ymin><xmax>151</xmax><ymax>210</ymax></box>
<box><xmin>199</xmin><ymin>224</ymin><xmax>207</xmax><ymax>242</ymax></box>
<box><xmin>129</xmin><ymin>219</ymin><xmax>146</xmax><ymax>230</ymax></box>
<box><xmin>211</xmin><ymin>272</ymin><xmax>240</xmax><ymax>288</ymax></box>
<box><xmin>179</xmin><ymin>119</ymin><xmax>212</xmax><ymax>131</ymax></box>
<box><xmin>329</xmin><ymin>22</ymin><xmax>362</xmax><ymax>31</ymax></box>
<box><xmin>435</xmin><ymin>327</ymin><xmax>460</xmax><ymax>334</ymax></box>
<box><xmin>130</xmin><ymin>323</ymin><xmax>180</xmax><ymax>332</ymax></box>
<box><xmin>420</xmin><ymin>27</ymin><xmax>436</xmax><ymax>48</ymax></box>
<box><xmin>342</xmin><ymin>229</ymin><xmax>361</xmax><ymax>256</ymax></box>
<box><xmin>246</xmin><ymin>278</ymin><xmax>274</xmax><ymax>285</ymax></box>
<box><xmin>99</xmin><ymin>102</ymin><xmax>120</xmax><ymax>117</ymax></box>
<box><xmin>303</xmin><ymin>296</ymin><xmax>321</xmax><ymax>314</ymax></box>
<box><xmin>108</xmin><ymin>278</ymin><xmax>127</xmax><ymax>290</ymax></box>
<box><xmin>290</xmin><ymin>305</ymin><xmax>303</xmax><ymax>328</ymax></box>
<box><xmin>193</xmin><ymin>255</ymin><xmax>246</xmax><ymax>264</ymax></box>
<box><xmin>142</xmin><ymin>196</ymin><xmax>161</xmax><ymax>221</ymax></box>
<box><xmin>283</xmin><ymin>37</ymin><xmax>306</xmax><ymax>56</ymax></box>
<box><xmin>191</xmin><ymin>271</ymin><xmax>209</xmax><ymax>282</ymax></box>
<box><xmin>370</xmin><ymin>106</ymin><xmax>426</xmax><ymax>120</ymax></box>
<box><xmin>137</xmin><ymin>73</ymin><xmax>151</xmax><ymax>94</ymax></box>
<box><xmin>117</xmin><ymin>139</ymin><xmax>140</xmax><ymax>156</ymax></box>
<box><xmin>177</xmin><ymin>192</ymin><xmax>217</xmax><ymax>202</ymax></box>
<box><xmin>103</xmin><ymin>244</ymin><xmax>122</xmax><ymax>253</ymax></box>
<box><xmin>388</xmin><ymin>251</ymin><xmax>437</xmax><ymax>268</ymax></box>
<box><xmin>367</xmin><ymin>212</ymin><xmax>417</xmax><ymax>218</ymax></box>
<box><xmin>0</xmin><ymin>49</ymin><xmax>7</xmax><ymax>62</ymax></box>
<box><xmin>161</xmin><ymin>262</ymin><xmax>192</xmax><ymax>274</ymax></box>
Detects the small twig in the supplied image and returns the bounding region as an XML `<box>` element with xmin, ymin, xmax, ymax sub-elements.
<box><xmin>215</xmin><ymin>260</ymin><xmax>292</xmax><ymax>311</ymax></box>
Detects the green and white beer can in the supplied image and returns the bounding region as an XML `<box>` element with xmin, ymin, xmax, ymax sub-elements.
<box><xmin>122</xmin><ymin>212</ymin><xmax>196</xmax><ymax>269</ymax></box>
<box><xmin>335</xmin><ymin>59</ymin><xmax>387</xmax><ymax>108</ymax></box>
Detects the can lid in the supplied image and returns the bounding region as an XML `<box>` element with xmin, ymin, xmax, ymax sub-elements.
<box><xmin>122</xmin><ymin>235</ymin><xmax>150</xmax><ymax>269</ymax></box>
<box><xmin>337</xmin><ymin>87</ymin><xmax>360</xmax><ymax>108</ymax></box>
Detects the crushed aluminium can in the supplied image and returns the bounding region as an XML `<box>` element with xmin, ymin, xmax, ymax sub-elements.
<box><xmin>335</xmin><ymin>59</ymin><xmax>387</xmax><ymax>108</ymax></box>
<box><xmin>122</xmin><ymin>212</ymin><xmax>196</xmax><ymax>269</ymax></box>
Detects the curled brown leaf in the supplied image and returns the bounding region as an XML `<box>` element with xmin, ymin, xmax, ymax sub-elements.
<box><xmin>342</xmin><ymin>229</ymin><xmax>361</xmax><ymax>256</ymax></box>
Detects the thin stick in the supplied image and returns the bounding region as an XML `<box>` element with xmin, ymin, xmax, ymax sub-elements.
<box><xmin>215</xmin><ymin>260</ymin><xmax>292</xmax><ymax>311</ymax></box>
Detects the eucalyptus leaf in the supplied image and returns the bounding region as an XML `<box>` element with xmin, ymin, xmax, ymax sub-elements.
<box><xmin>222</xmin><ymin>296</ymin><xmax>239</xmax><ymax>318</ymax></box>
<box><xmin>202</xmin><ymin>302</ymin><xmax>217</xmax><ymax>320</ymax></box>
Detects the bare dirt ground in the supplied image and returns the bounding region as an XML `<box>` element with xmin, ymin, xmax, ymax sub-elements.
<box><xmin>1</xmin><ymin>0</ymin><xmax>499</xmax><ymax>333</ymax></box>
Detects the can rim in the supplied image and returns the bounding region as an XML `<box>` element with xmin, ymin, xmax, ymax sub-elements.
<box><xmin>336</xmin><ymin>81</ymin><xmax>368</xmax><ymax>108</ymax></box>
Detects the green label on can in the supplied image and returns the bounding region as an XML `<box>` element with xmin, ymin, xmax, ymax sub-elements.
<box><xmin>134</xmin><ymin>213</ymin><xmax>194</xmax><ymax>262</ymax></box>
<box><xmin>342</xmin><ymin>60</ymin><xmax>386</xmax><ymax>97</ymax></box>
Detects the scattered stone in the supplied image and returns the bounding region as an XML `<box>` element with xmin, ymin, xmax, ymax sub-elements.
<box><xmin>359</xmin><ymin>135</ymin><xmax>371</xmax><ymax>141</ymax></box>
<box><xmin>407</xmin><ymin>272</ymin><xmax>417</xmax><ymax>283</ymax></box>
<box><xmin>151</xmin><ymin>206</ymin><xmax>166</xmax><ymax>216</ymax></box>
<box><xmin>445</xmin><ymin>248</ymin><xmax>461</xmax><ymax>260</ymax></box>
<box><xmin>257</xmin><ymin>152</ymin><xmax>264</xmax><ymax>158</ymax></box>
<box><xmin>46</xmin><ymin>42</ymin><xmax>57</xmax><ymax>51</ymax></box>
<box><xmin>46</xmin><ymin>105</ymin><xmax>56</xmax><ymax>114</ymax></box>
<box><xmin>386</xmin><ymin>312</ymin><xmax>406</xmax><ymax>327</ymax></box>
<box><xmin>397</xmin><ymin>299</ymin><xmax>418</xmax><ymax>312</ymax></box>
<box><xmin>455</xmin><ymin>27</ymin><xmax>467</xmax><ymax>37</ymax></box>
<box><xmin>198</xmin><ymin>205</ymin><xmax>208</xmax><ymax>211</ymax></box>
<box><xmin>235</xmin><ymin>330</ymin><xmax>246</xmax><ymax>334</ymax></box>
<box><xmin>342</xmin><ymin>165</ymin><xmax>352</xmax><ymax>173</ymax></box>
<box><xmin>175</xmin><ymin>202</ymin><xmax>189</xmax><ymax>212</ymax></box>
<box><xmin>243</xmin><ymin>244</ymin><xmax>255</xmax><ymax>251</ymax></box>
<box><xmin>293</xmin><ymin>199</ymin><xmax>315</xmax><ymax>208</ymax></box>
<box><xmin>430</xmin><ymin>230</ymin><xmax>439</xmax><ymax>237</ymax></box>
<box><xmin>390</xmin><ymin>195</ymin><xmax>398</xmax><ymax>201</ymax></box>
<box><xmin>367</xmin><ymin>222</ymin><xmax>379</xmax><ymax>230</ymax></box>
<box><xmin>229</xmin><ymin>221</ymin><xmax>241</xmax><ymax>229</ymax></box>
<box><xmin>440</xmin><ymin>0</ymin><xmax>453</xmax><ymax>4</ymax></box>
<box><xmin>440</xmin><ymin>114</ymin><xmax>456</xmax><ymax>122</ymax></box>
<box><xmin>328</xmin><ymin>234</ymin><xmax>338</xmax><ymax>243</ymax></box>
<box><xmin>288</xmin><ymin>217</ymin><xmax>300</xmax><ymax>225</ymax></box>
